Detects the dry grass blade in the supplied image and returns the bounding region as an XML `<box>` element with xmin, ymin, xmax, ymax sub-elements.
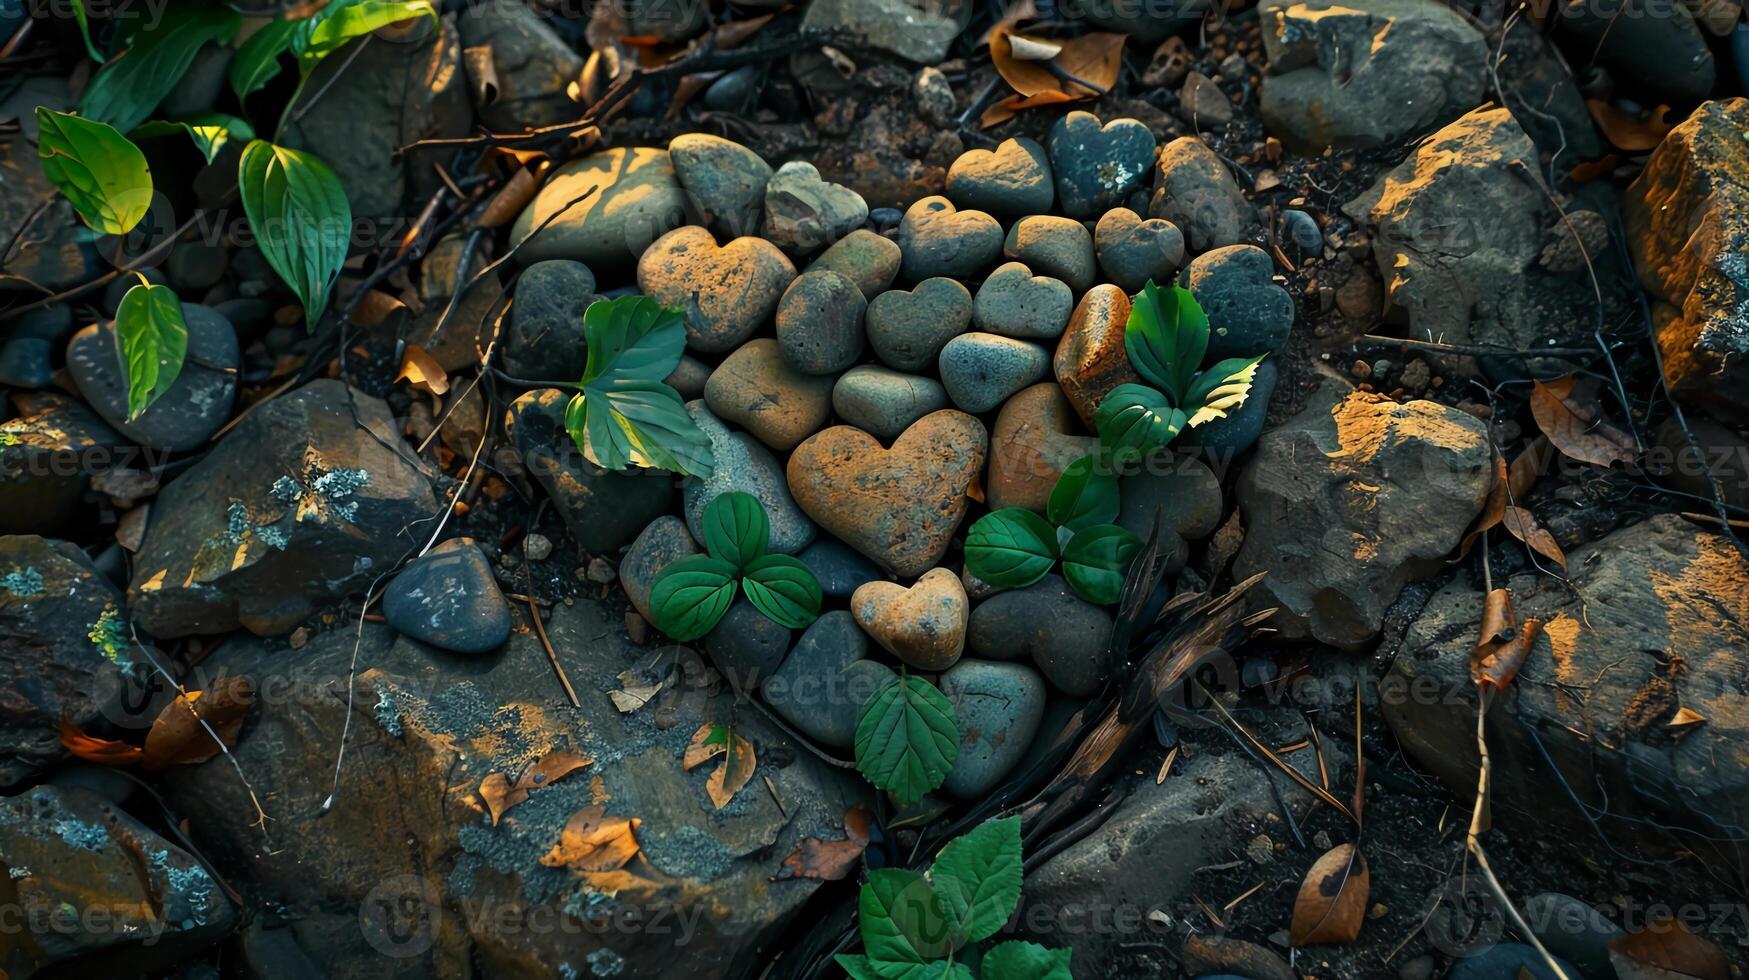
<box><xmin>1291</xmin><ymin>843</ymin><xmax>1370</xmax><ymax>945</ymax></box>
<box><xmin>1199</xmin><ymin>685</ymin><xmax>1358</xmax><ymax>824</ymax></box>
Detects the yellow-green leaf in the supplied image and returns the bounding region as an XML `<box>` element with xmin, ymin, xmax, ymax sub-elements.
<box><xmin>35</xmin><ymin>109</ymin><xmax>153</xmax><ymax>236</ymax></box>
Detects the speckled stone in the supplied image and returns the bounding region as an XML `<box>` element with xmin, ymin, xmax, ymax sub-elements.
<box><xmin>968</xmin><ymin>575</ymin><xmax>1114</xmax><ymax>696</ymax></box>
<box><xmin>1053</xmin><ymin>285</ymin><xmax>1139</xmax><ymax>427</ymax></box>
<box><xmin>806</xmin><ymin>228</ymin><xmax>901</xmax><ymax>299</ymax></box>
<box><xmin>669</xmin><ymin>132</ymin><xmax>772</xmax><ymax>238</ymax></box>
<box><xmin>945</xmin><ymin>137</ymin><xmax>1054</xmax><ymax>216</ymax></box>
<box><xmin>618</xmin><ymin>515</ymin><xmax>700</xmax><ymax>623</ymax></box>
<box><xmin>775</xmin><ymin>269</ymin><xmax>867</xmax><ymax>375</ymax></box>
<box><xmin>972</xmin><ymin>262</ymin><xmax>1074</xmax><ymax>340</ymax></box>
<box><xmin>762</xmin><ymin>160</ymin><xmax>869</xmax><ymax>254</ymax></box>
<box><xmin>703</xmin><ymin>338</ymin><xmax>834</xmax><ymax>450</ymax></box>
<box><xmin>851</xmin><ymin>567</ymin><xmax>968</xmax><ymax>671</ymax></box>
<box><xmin>1003</xmin><ymin>215</ymin><xmax>1096</xmax><ymax>293</ymax></box>
<box><xmin>636</xmin><ymin>225</ymin><xmax>795</xmax><ymax>353</ymax></box>
<box><xmin>1095</xmin><ymin>208</ymin><xmax>1186</xmax><ymax>293</ymax></box>
<box><xmin>897</xmin><ymin>196</ymin><xmax>1004</xmax><ymax>282</ymax></box>
<box><xmin>704</xmin><ymin>598</ymin><xmax>791</xmax><ymax>685</ymax></box>
<box><xmin>832</xmin><ymin>365</ymin><xmax>950</xmax><ymax>442</ymax></box>
<box><xmin>1186</xmin><ymin>244</ymin><xmax>1295</xmax><ymax>359</ymax></box>
<box><xmin>383</xmin><ymin>538</ymin><xmax>511</xmax><ymax>654</ymax></box>
<box><xmin>938</xmin><ymin>333</ymin><xmax>1050</xmax><ymax>414</ymax></box>
<box><xmin>939</xmin><ymin>659</ymin><xmax>1046</xmax><ymax>797</ymax></box>
<box><xmin>683</xmin><ymin>401</ymin><xmax>815</xmax><ymax>554</ymax></box>
<box><xmin>866</xmin><ymin>276</ymin><xmax>971</xmax><ymax>371</ymax></box>
<box><xmin>67</xmin><ymin>304</ymin><xmax>239</xmax><ymax>453</ymax></box>
<box><xmin>797</xmin><ymin>537</ymin><xmax>884</xmax><ymax>598</ymax></box>
<box><xmin>763</xmin><ymin>611</ymin><xmax>890</xmax><ymax>748</ymax></box>
<box><xmin>1047</xmin><ymin>112</ymin><xmax>1157</xmax><ymax>218</ymax></box>
<box><xmin>986</xmin><ymin>382</ymin><xmax>1099</xmax><ymax>512</ymax></box>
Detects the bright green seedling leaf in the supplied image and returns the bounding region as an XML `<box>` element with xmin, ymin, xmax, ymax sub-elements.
<box><xmin>929</xmin><ymin>816</ymin><xmax>1023</xmax><ymax>944</ymax></box>
<box><xmin>982</xmin><ymin>941</ymin><xmax>1072</xmax><ymax>980</ymax></box>
<box><xmin>740</xmin><ymin>554</ymin><xmax>821</xmax><ymax>629</ymax></box>
<box><xmin>859</xmin><ymin>868</ymin><xmax>962</xmax><ymax>965</ymax></box>
<box><xmin>648</xmin><ymin>555</ymin><xmax>738</xmax><ymax>641</ymax></box>
<box><xmin>35</xmin><ymin>109</ymin><xmax>152</xmax><ymax>236</ymax></box>
<box><xmin>230</xmin><ymin>19</ymin><xmax>301</xmax><ymax>101</ymax></box>
<box><xmin>1124</xmin><ymin>280</ymin><xmax>1208</xmax><ymax>402</ymax></box>
<box><xmin>1185</xmin><ymin>354</ymin><xmax>1266</xmax><ymax>429</ymax></box>
<box><xmin>700</xmin><ymin>491</ymin><xmax>768</xmax><ymax>569</ymax></box>
<box><xmin>1047</xmin><ymin>454</ymin><xmax>1120</xmax><ymax>532</ymax></box>
<box><xmin>855</xmin><ymin>673</ymin><xmax>958</xmax><ymax>808</ymax></box>
<box><xmin>563</xmin><ymin>296</ymin><xmax>714</xmax><ymax>478</ymax></box>
<box><xmin>238</xmin><ymin>139</ymin><xmax>350</xmax><ymax>330</ymax></box>
<box><xmin>71</xmin><ymin>0</ymin><xmax>104</xmax><ymax>61</ymax></box>
<box><xmin>1094</xmin><ymin>383</ymin><xmax>1185</xmax><ymax>464</ymax></box>
<box><xmin>80</xmin><ymin>5</ymin><xmax>242</xmax><ymax>135</ymax></box>
<box><xmin>964</xmin><ymin>508</ymin><xmax>1057</xmax><ymax>589</ymax></box>
<box><xmin>1060</xmin><ymin>524</ymin><xmax>1142</xmax><ymax>605</ymax></box>
<box><xmin>132</xmin><ymin>113</ymin><xmax>256</xmax><ymax>164</ymax></box>
<box><xmin>295</xmin><ymin>0</ymin><xmax>436</xmax><ymax>70</ymax></box>
<box><xmin>113</xmin><ymin>278</ymin><xmax>188</xmax><ymax>422</ymax></box>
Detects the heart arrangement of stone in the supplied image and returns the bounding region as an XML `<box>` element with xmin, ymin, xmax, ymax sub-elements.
<box><xmin>472</xmin><ymin>110</ymin><xmax>1293</xmax><ymax>804</ymax></box>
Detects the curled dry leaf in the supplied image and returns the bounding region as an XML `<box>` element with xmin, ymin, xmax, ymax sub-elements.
<box><xmin>350</xmin><ymin>289</ymin><xmax>407</xmax><ymax>329</ymax></box>
<box><xmin>462</xmin><ymin>45</ymin><xmax>499</xmax><ymax>106</ymax></box>
<box><xmin>983</xmin><ymin>27</ymin><xmax>1126</xmax><ymax>127</ymax></box>
<box><xmin>478</xmin><ymin>168</ymin><xmax>538</xmax><ymax>228</ymax></box>
<box><xmin>143</xmin><ymin>676</ymin><xmax>255</xmax><ymax>771</ymax></box>
<box><xmin>683</xmin><ymin>722</ymin><xmax>756</xmax><ymax>810</ymax></box>
<box><xmin>778</xmin><ymin>804</ymin><xmax>873</xmax><ymax>881</ymax></box>
<box><xmin>480</xmin><ymin>750</ymin><xmax>593</xmax><ymax>825</ymax></box>
<box><xmin>1608</xmin><ymin>916</ymin><xmax>1731</xmax><ymax>980</ymax></box>
<box><xmin>1007</xmin><ymin>34</ymin><xmax>1064</xmax><ymax>60</ymax></box>
<box><xmin>540</xmin><ymin>805</ymin><xmax>642</xmax><ymax>871</ymax></box>
<box><xmin>1585</xmin><ymin>99</ymin><xmax>1674</xmax><ymax>153</ymax></box>
<box><xmin>60</xmin><ymin>719</ymin><xmax>144</xmax><ymax>766</ymax></box>
<box><xmin>609</xmin><ymin>667</ymin><xmax>664</xmax><ymax>713</ymax></box>
<box><xmin>1502</xmin><ymin>505</ymin><xmax>1566</xmax><ymax>569</ymax></box>
<box><xmin>1456</xmin><ymin>438</ymin><xmax>1549</xmax><ymax>561</ymax></box>
<box><xmin>1290</xmin><ymin>843</ymin><xmax>1370</xmax><ymax>945</ymax></box>
<box><xmin>1530</xmin><ymin>376</ymin><xmax>1636</xmax><ymax>468</ymax></box>
<box><xmin>1470</xmin><ymin>588</ymin><xmax>1546</xmax><ymax>690</ymax></box>
<box><xmin>396</xmin><ymin>344</ymin><xmax>449</xmax><ymax>397</ymax></box>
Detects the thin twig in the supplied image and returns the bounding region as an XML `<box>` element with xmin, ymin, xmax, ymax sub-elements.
<box><xmin>524</xmin><ymin>591</ymin><xmax>579</xmax><ymax>707</ymax></box>
<box><xmin>1358</xmin><ymin>334</ymin><xmax>1595</xmax><ymax>360</ymax></box>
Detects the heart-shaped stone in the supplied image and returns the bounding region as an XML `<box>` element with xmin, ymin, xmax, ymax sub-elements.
<box><xmin>972</xmin><ymin>262</ymin><xmax>1073</xmax><ymax>340</ymax></box>
<box><xmin>787</xmin><ymin>410</ymin><xmax>988</xmax><ymax>577</ymax></box>
<box><xmin>938</xmin><ymin>332</ymin><xmax>1049</xmax><ymax>414</ymax></box>
<box><xmin>1095</xmin><ymin>207</ymin><xmax>1186</xmax><ymax>292</ymax></box>
<box><xmin>762</xmin><ymin>160</ymin><xmax>869</xmax><ymax>254</ymax></box>
<box><xmin>636</xmin><ymin>225</ymin><xmax>795</xmax><ymax>352</ymax></box>
<box><xmin>1003</xmin><ymin>215</ymin><xmax>1096</xmax><ymax>293</ymax></box>
<box><xmin>1047</xmin><ymin>111</ymin><xmax>1158</xmax><ymax>218</ymax></box>
<box><xmin>775</xmin><ymin>268</ymin><xmax>867</xmax><ymax>375</ymax></box>
<box><xmin>851</xmin><ymin>567</ymin><xmax>969</xmax><ymax>671</ymax></box>
<box><xmin>987</xmin><ymin>382</ymin><xmax>1099</xmax><ymax>512</ymax></box>
<box><xmin>702</xmin><ymin>338</ymin><xmax>834</xmax><ymax>451</ymax></box>
<box><xmin>944</xmin><ymin>137</ymin><xmax>1054</xmax><ymax>216</ymax></box>
<box><xmin>898</xmin><ymin>196</ymin><xmax>1003</xmax><ymax>282</ymax></box>
<box><xmin>668</xmin><ymin>133</ymin><xmax>773</xmax><ymax>238</ymax></box>
<box><xmin>866</xmin><ymin>276</ymin><xmax>971</xmax><ymax>371</ymax></box>
<box><xmin>1053</xmin><ymin>284</ymin><xmax>1139</xmax><ymax>427</ymax></box>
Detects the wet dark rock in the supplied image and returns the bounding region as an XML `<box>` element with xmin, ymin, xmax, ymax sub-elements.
<box><xmin>67</xmin><ymin>304</ymin><xmax>240</xmax><ymax>453</ymax></box>
<box><xmin>0</xmin><ymin>337</ymin><xmax>54</xmax><ymax>389</ymax></box>
<box><xmin>504</xmin><ymin>259</ymin><xmax>598</xmax><ymax>383</ymax></box>
<box><xmin>0</xmin><ymin>78</ymin><xmax>100</xmax><ymax>292</ymax></box>
<box><xmin>383</xmin><ymin>538</ymin><xmax>512</xmax><ymax>655</ymax></box>
<box><xmin>1186</xmin><ymin>245</ymin><xmax>1295</xmax><ymax>359</ymax></box>
<box><xmin>0</xmin><ymin>785</ymin><xmax>235</xmax><ymax>974</ymax></box>
<box><xmin>703</xmin><ymin>65</ymin><xmax>759</xmax><ymax>111</ymax></box>
<box><xmin>1116</xmin><ymin>453</ymin><xmax>1224</xmax><ymax>571</ymax></box>
<box><xmin>506</xmin><ymin>389</ymin><xmax>677</xmax><ymax>556</ymax></box>
<box><xmin>618</xmin><ymin>516</ymin><xmax>699</xmax><ymax>624</ymax></box>
<box><xmin>704</xmin><ymin>600</ymin><xmax>791</xmax><ymax>686</ymax></box>
<box><xmin>967</xmin><ymin>575</ymin><xmax>1114</xmax><ymax>696</ymax></box>
<box><xmin>939</xmin><ymin>659</ymin><xmax>1046</xmax><ymax>798</ymax></box>
<box><xmin>1524</xmin><ymin>893</ymin><xmax>1621</xmax><ymax>980</ymax></box>
<box><xmin>1497</xmin><ymin>17</ymin><xmax>1605</xmax><ymax>161</ymax></box>
<box><xmin>1150</xmin><ymin>136</ymin><xmax>1255</xmax><ymax>252</ymax></box>
<box><xmin>127</xmin><ymin>380</ymin><xmax>441</xmax><ymax>638</ymax></box>
<box><xmin>161</xmin><ymin>598</ymin><xmax>868</xmax><ymax>978</ymax></box>
<box><xmin>796</xmin><ymin>538</ymin><xmax>883</xmax><ymax>599</ymax></box>
<box><xmin>762</xmin><ymin>611</ymin><xmax>888</xmax><ymax>748</ymax></box>
<box><xmin>669</xmin><ymin>133</ymin><xmax>773</xmax><ymax>239</ymax></box>
<box><xmin>164</xmin><ymin>241</ymin><xmax>228</xmax><ymax>293</ymax></box>
<box><xmin>0</xmin><ymin>393</ymin><xmax>127</xmax><ymax>535</ymax></box>
<box><xmin>1447</xmin><ymin>944</ymin><xmax>1578</xmax><ymax>980</ymax></box>
<box><xmin>1047</xmin><ymin>112</ymin><xmax>1157</xmax><ymax>218</ymax></box>
<box><xmin>1552</xmin><ymin>0</ymin><xmax>1715</xmax><ymax>103</ymax></box>
<box><xmin>0</xmin><ymin>536</ymin><xmax>140</xmax><ymax>786</ymax></box>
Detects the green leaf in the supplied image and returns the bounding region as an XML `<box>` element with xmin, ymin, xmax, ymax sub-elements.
<box><xmin>132</xmin><ymin>113</ymin><xmax>256</xmax><ymax>164</ymax></box>
<box><xmin>113</xmin><ymin>279</ymin><xmax>188</xmax><ymax>422</ymax></box>
<box><xmin>929</xmin><ymin>817</ymin><xmax>1023</xmax><ymax>944</ymax></box>
<box><xmin>563</xmin><ymin>296</ymin><xmax>714</xmax><ymax>478</ymax></box>
<box><xmin>35</xmin><ymin>109</ymin><xmax>153</xmax><ymax>236</ymax></box>
<box><xmin>80</xmin><ymin>6</ymin><xmax>241</xmax><ymax>136</ymax></box>
<box><xmin>1047</xmin><ymin>454</ymin><xmax>1119</xmax><ymax>532</ymax></box>
<box><xmin>71</xmin><ymin>0</ymin><xmax>104</xmax><ymax>61</ymax></box>
<box><xmin>295</xmin><ymin>0</ymin><xmax>437</xmax><ymax>71</ymax></box>
<box><xmin>981</xmin><ymin>941</ymin><xmax>1072</xmax><ymax>980</ymax></box>
<box><xmin>230</xmin><ymin>20</ymin><xmax>301</xmax><ymax>101</ymax></box>
<box><xmin>1184</xmin><ymin>354</ymin><xmax>1266</xmax><ymax>429</ymax></box>
<box><xmin>648</xmin><ymin>555</ymin><xmax>738</xmax><ymax>642</ymax></box>
<box><xmin>1060</xmin><ymin>524</ymin><xmax>1141</xmax><ymax>605</ymax></box>
<box><xmin>238</xmin><ymin>139</ymin><xmax>350</xmax><ymax>330</ymax></box>
<box><xmin>740</xmin><ymin>554</ymin><xmax>822</xmax><ymax>629</ymax></box>
<box><xmin>700</xmin><ymin>491</ymin><xmax>768</xmax><ymax>569</ymax></box>
<box><xmin>1123</xmin><ymin>281</ymin><xmax>1208</xmax><ymax>402</ymax></box>
<box><xmin>860</xmin><ymin>869</ymin><xmax>961</xmax><ymax>965</ymax></box>
<box><xmin>963</xmin><ymin>508</ymin><xmax>1057</xmax><ymax>590</ymax></box>
<box><xmin>1094</xmin><ymin>383</ymin><xmax>1185</xmax><ymax>463</ymax></box>
<box><xmin>855</xmin><ymin>673</ymin><xmax>958</xmax><ymax>808</ymax></box>
<box><xmin>835</xmin><ymin>955</ymin><xmax>882</xmax><ymax>980</ymax></box>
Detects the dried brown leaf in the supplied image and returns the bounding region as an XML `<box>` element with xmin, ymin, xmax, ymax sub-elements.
<box><xmin>1502</xmin><ymin>505</ymin><xmax>1566</xmax><ymax>569</ymax></box>
<box><xmin>988</xmin><ymin>25</ymin><xmax>1124</xmax><ymax>104</ymax></box>
<box><xmin>609</xmin><ymin>667</ymin><xmax>663</xmax><ymax>713</ymax></box>
<box><xmin>350</xmin><ymin>288</ymin><xmax>408</xmax><ymax>329</ymax></box>
<box><xmin>142</xmin><ymin>676</ymin><xmax>254</xmax><ymax>771</ymax></box>
<box><xmin>1586</xmin><ymin>99</ymin><xmax>1674</xmax><ymax>152</ymax></box>
<box><xmin>1290</xmin><ymin>843</ymin><xmax>1369</xmax><ymax>945</ymax></box>
<box><xmin>396</xmin><ymin>344</ymin><xmax>449</xmax><ymax>396</ymax></box>
<box><xmin>1608</xmin><ymin>916</ymin><xmax>1731</xmax><ymax>980</ymax></box>
<box><xmin>1668</xmin><ymin>706</ymin><xmax>1707</xmax><ymax>729</ymax></box>
<box><xmin>60</xmin><ymin>719</ymin><xmax>144</xmax><ymax>766</ymax></box>
<box><xmin>481</xmin><ymin>750</ymin><xmax>593</xmax><ymax>825</ymax></box>
<box><xmin>1530</xmin><ymin>376</ymin><xmax>1636</xmax><ymax>468</ymax></box>
<box><xmin>540</xmin><ymin>805</ymin><xmax>642</xmax><ymax>871</ymax></box>
<box><xmin>479</xmin><ymin>168</ymin><xmax>538</xmax><ymax>229</ymax></box>
<box><xmin>684</xmin><ymin>722</ymin><xmax>756</xmax><ymax>809</ymax></box>
<box><xmin>778</xmin><ymin>804</ymin><xmax>873</xmax><ymax>881</ymax></box>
